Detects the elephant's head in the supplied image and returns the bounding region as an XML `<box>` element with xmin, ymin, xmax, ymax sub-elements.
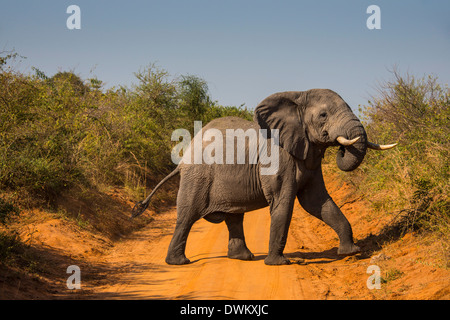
<box><xmin>254</xmin><ymin>89</ymin><xmax>396</xmax><ymax>171</ymax></box>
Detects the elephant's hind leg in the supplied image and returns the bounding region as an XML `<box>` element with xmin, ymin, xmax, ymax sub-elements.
<box><xmin>225</xmin><ymin>213</ymin><xmax>254</xmax><ymax>261</ymax></box>
<box><xmin>165</xmin><ymin>207</ymin><xmax>199</xmax><ymax>265</ymax></box>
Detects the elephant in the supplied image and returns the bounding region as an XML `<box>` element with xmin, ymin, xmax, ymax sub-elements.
<box><xmin>131</xmin><ymin>89</ymin><xmax>396</xmax><ymax>265</ymax></box>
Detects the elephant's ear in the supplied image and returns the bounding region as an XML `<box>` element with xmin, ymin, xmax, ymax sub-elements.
<box><xmin>254</xmin><ymin>91</ymin><xmax>309</xmax><ymax>160</ymax></box>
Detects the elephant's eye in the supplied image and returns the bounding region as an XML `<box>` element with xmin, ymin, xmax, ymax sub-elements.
<box><xmin>319</xmin><ymin>112</ymin><xmax>327</xmax><ymax>119</ymax></box>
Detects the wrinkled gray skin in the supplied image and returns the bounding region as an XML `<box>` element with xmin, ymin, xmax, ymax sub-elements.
<box><xmin>135</xmin><ymin>89</ymin><xmax>369</xmax><ymax>265</ymax></box>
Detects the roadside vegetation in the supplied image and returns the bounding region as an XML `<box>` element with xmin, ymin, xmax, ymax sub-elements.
<box><xmin>0</xmin><ymin>51</ymin><xmax>252</xmax><ymax>265</ymax></box>
<box><xmin>0</xmin><ymin>52</ymin><xmax>251</xmax><ymax>206</ymax></box>
<box><xmin>327</xmin><ymin>69</ymin><xmax>449</xmax><ymax>261</ymax></box>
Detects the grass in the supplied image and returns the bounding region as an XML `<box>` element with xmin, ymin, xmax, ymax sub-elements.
<box><xmin>381</xmin><ymin>268</ymin><xmax>404</xmax><ymax>284</ymax></box>
<box><xmin>0</xmin><ymin>197</ymin><xmax>19</xmax><ymax>225</ymax></box>
<box><xmin>324</xmin><ymin>70</ymin><xmax>449</xmax><ymax>268</ymax></box>
<box><xmin>0</xmin><ymin>231</ymin><xmax>21</xmax><ymax>262</ymax></box>
<box><xmin>331</xmin><ymin>71</ymin><xmax>449</xmax><ymax>237</ymax></box>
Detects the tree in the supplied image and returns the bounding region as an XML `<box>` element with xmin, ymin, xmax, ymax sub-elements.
<box><xmin>178</xmin><ymin>75</ymin><xmax>212</xmax><ymax>123</ymax></box>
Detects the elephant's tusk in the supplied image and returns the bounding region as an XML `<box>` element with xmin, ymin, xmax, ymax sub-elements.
<box><xmin>367</xmin><ymin>141</ymin><xmax>398</xmax><ymax>150</ymax></box>
<box><xmin>336</xmin><ymin>136</ymin><xmax>360</xmax><ymax>146</ymax></box>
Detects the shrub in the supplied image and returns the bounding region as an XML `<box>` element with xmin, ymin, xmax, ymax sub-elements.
<box><xmin>0</xmin><ymin>197</ymin><xmax>19</xmax><ymax>225</ymax></box>
<box><xmin>342</xmin><ymin>69</ymin><xmax>449</xmax><ymax>236</ymax></box>
<box><xmin>0</xmin><ymin>53</ymin><xmax>253</xmax><ymax>206</ymax></box>
<box><xmin>0</xmin><ymin>231</ymin><xmax>21</xmax><ymax>261</ymax></box>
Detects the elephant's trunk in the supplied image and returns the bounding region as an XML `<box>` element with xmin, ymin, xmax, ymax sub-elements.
<box><xmin>335</xmin><ymin>119</ymin><xmax>368</xmax><ymax>172</ymax></box>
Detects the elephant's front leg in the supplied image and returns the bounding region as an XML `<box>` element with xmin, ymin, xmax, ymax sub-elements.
<box><xmin>319</xmin><ymin>198</ymin><xmax>360</xmax><ymax>255</ymax></box>
<box><xmin>298</xmin><ymin>170</ymin><xmax>360</xmax><ymax>256</ymax></box>
<box><xmin>265</xmin><ymin>196</ymin><xmax>296</xmax><ymax>265</ymax></box>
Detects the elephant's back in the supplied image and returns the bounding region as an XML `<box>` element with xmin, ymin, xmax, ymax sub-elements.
<box><xmin>202</xmin><ymin>116</ymin><xmax>258</xmax><ymax>132</ymax></box>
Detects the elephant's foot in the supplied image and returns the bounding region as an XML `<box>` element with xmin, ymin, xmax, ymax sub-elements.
<box><xmin>228</xmin><ymin>239</ymin><xmax>254</xmax><ymax>261</ymax></box>
<box><xmin>264</xmin><ymin>254</ymin><xmax>291</xmax><ymax>266</ymax></box>
<box><xmin>337</xmin><ymin>243</ymin><xmax>361</xmax><ymax>256</ymax></box>
<box><xmin>165</xmin><ymin>254</ymin><xmax>190</xmax><ymax>265</ymax></box>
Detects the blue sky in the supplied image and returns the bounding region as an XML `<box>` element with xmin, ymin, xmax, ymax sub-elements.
<box><xmin>1</xmin><ymin>0</ymin><xmax>449</xmax><ymax>112</ymax></box>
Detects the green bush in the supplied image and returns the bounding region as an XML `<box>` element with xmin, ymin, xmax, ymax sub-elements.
<box><xmin>0</xmin><ymin>53</ymin><xmax>253</xmax><ymax>205</ymax></box>
<box><xmin>0</xmin><ymin>231</ymin><xmax>21</xmax><ymax>261</ymax></box>
<box><xmin>0</xmin><ymin>197</ymin><xmax>19</xmax><ymax>225</ymax></box>
<box><xmin>340</xmin><ymin>69</ymin><xmax>449</xmax><ymax>236</ymax></box>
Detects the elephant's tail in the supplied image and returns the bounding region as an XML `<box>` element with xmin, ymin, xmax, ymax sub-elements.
<box><xmin>130</xmin><ymin>167</ymin><xmax>180</xmax><ymax>219</ymax></box>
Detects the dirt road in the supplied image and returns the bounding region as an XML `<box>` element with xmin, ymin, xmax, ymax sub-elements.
<box><xmin>88</xmin><ymin>202</ymin><xmax>370</xmax><ymax>300</ymax></box>
<box><xmin>82</xmin><ymin>173</ymin><xmax>449</xmax><ymax>300</ymax></box>
<box><xmin>4</xmin><ymin>171</ymin><xmax>448</xmax><ymax>299</ymax></box>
